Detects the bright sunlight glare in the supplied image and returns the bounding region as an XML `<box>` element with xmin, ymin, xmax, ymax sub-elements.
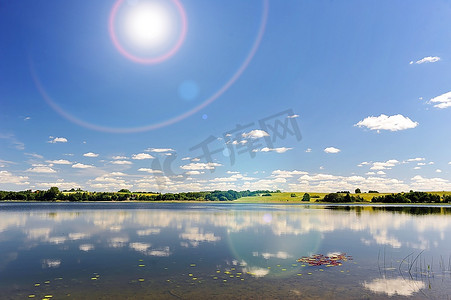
<box><xmin>124</xmin><ymin>2</ymin><xmax>172</xmax><ymax>48</ymax></box>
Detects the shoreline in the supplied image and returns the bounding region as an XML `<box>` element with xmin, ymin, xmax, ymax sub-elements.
<box><xmin>1</xmin><ymin>200</ymin><xmax>451</xmax><ymax>206</ymax></box>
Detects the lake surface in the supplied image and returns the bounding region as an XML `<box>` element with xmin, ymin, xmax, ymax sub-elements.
<box><xmin>1</xmin><ymin>203</ymin><xmax>450</xmax><ymax>299</ymax></box>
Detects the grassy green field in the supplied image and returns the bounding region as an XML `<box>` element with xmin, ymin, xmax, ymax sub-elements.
<box><xmin>234</xmin><ymin>191</ymin><xmax>451</xmax><ymax>203</ymax></box>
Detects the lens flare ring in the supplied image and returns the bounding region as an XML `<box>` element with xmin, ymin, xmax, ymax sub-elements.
<box><xmin>30</xmin><ymin>0</ymin><xmax>269</xmax><ymax>133</ymax></box>
<box><xmin>109</xmin><ymin>0</ymin><xmax>187</xmax><ymax>64</ymax></box>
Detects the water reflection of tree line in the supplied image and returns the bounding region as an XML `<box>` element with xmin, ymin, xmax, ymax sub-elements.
<box><xmin>324</xmin><ymin>205</ymin><xmax>451</xmax><ymax>215</ymax></box>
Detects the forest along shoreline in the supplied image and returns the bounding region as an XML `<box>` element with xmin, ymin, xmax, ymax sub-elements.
<box><xmin>1</xmin><ymin>188</ymin><xmax>451</xmax><ymax>204</ymax></box>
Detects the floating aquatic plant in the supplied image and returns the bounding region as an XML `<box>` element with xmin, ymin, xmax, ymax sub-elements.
<box><xmin>296</xmin><ymin>253</ymin><xmax>352</xmax><ymax>267</ymax></box>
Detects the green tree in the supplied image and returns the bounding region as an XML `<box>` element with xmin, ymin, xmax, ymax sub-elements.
<box><xmin>118</xmin><ymin>189</ymin><xmax>131</xmax><ymax>193</ymax></box>
<box><xmin>290</xmin><ymin>193</ymin><xmax>296</xmax><ymax>197</ymax></box>
<box><xmin>302</xmin><ymin>193</ymin><xmax>310</xmax><ymax>202</ymax></box>
<box><xmin>344</xmin><ymin>193</ymin><xmax>351</xmax><ymax>202</ymax></box>
<box><xmin>44</xmin><ymin>187</ymin><xmax>60</xmax><ymax>201</ymax></box>
<box><xmin>355</xmin><ymin>188</ymin><xmax>361</xmax><ymax>194</ymax></box>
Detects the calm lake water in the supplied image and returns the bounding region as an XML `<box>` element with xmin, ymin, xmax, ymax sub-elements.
<box><xmin>1</xmin><ymin>203</ymin><xmax>450</xmax><ymax>299</ymax></box>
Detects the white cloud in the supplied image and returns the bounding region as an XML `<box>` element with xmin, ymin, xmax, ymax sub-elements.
<box><xmin>287</xmin><ymin>114</ymin><xmax>299</xmax><ymax>118</ymax></box>
<box><xmin>405</xmin><ymin>158</ymin><xmax>425</xmax><ymax>163</ymax></box>
<box><xmin>38</xmin><ymin>180</ymin><xmax>81</xmax><ymax>190</ymax></box>
<box><xmin>137</xmin><ymin>229</ymin><xmax>161</xmax><ymax>236</ymax></box>
<box><xmin>410</xmin><ymin>56</ymin><xmax>440</xmax><ymax>65</ymax></box>
<box><xmin>147</xmin><ymin>247</ymin><xmax>171</xmax><ymax>257</ymax></box>
<box><xmin>436</xmin><ymin>169</ymin><xmax>442</xmax><ymax>173</ymax></box>
<box><xmin>180</xmin><ymin>162</ymin><xmax>222</xmax><ymax>170</ymax></box>
<box><xmin>305</xmin><ymin>148</ymin><xmax>312</xmax><ymax>153</ymax></box>
<box><xmin>42</xmin><ymin>259</ymin><xmax>61</xmax><ymax>268</ymax></box>
<box><xmin>358</xmin><ymin>161</ymin><xmax>370</xmax><ymax>167</ymax></box>
<box><xmin>257</xmin><ymin>147</ymin><xmax>293</xmax><ymax>153</ymax></box>
<box><xmin>272</xmin><ymin>170</ymin><xmax>308</xmax><ymax>178</ymax></box>
<box><xmin>324</xmin><ymin>147</ymin><xmax>340</xmax><ymax>154</ymax></box>
<box><xmin>241</xmin><ymin>267</ymin><xmax>269</xmax><ymax>278</ymax></box>
<box><xmin>24</xmin><ymin>116</ymin><xmax>31</xmax><ymax>121</ymax></box>
<box><xmin>299</xmin><ymin>174</ymin><xmax>341</xmax><ymax>181</ymax></box>
<box><xmin>377</xmin><ymin>171</ymin><xmax>386</xmax><ymax>175</ymax></box>
<box><xmin>210</xmin><ymin>176</ymin><xmax>239</xmax><ymax>183</ymax></box>
<box><xmin>83</xmin><ymin>152</ymin><xmax>99</xmax><ymax>158</ymax></box>
<box><xmin>46</xmin><ymin>159</ymin><xmax>71</xmax><ymax>165</ymax></box>
<box><xmin>92</xmin><ymin>176</ymin><xmax>125</xmax><ymax>183</ymax></box>
<box><xmin>129</xmin><ymin>242</ymin><xmax>151</xmax><ymax>253</ymax></box>
<box><xmin>111</xmin><ymin>160</ymin><xmax>132</xmax><ymax>165</ymax></box>
<box><xmin>263</xmin><ymin>252</ymin><xmax>291</xmax><ymax>259</ymax></box>
<box><xmin>242</xmin><ymin>130</ymin><xmax>269</xmax><ymax>139</ymax></box>
<box><xmin>108</xmin><ymin>237</ymin><xmax>129</xmax><ymax>248</ymax></box>
<box><xmin>0</xmin><ymin>133</ymin><xmax>25</xmax><ymax>150</ymax></box>
<box><xmin>0</xmin><ymin>170</ymin><xmax>29</xmax><ymax>184</ymax></box>
<box><xmin>370</xmin><ymin>160</ymin><xmax>399</xmax><ymax>170</ymax></box>
<box><xmin>46</xmin><ymin>236</ymin><xmax>66</xmax><ymax>244</ymax></box>
<box><xmin>293</xmin><ymin>172</ymin><xmax>410</xmax><ymax>193</ymax></box>
<box><xmin>138</xmin><ymin>168</ymin><xmax>163</xmax><ymax>174</ymax></box>
<box><xmin>48</xmin><ymin>137</ymin><xmax>68</xmax><ymax>143</ymax></box>
<box><xmin>79</xmin><ymin>244</ymin><xmax>94</xmax><ymax>252</ymax></box>
<box><xmin>25</xmin><ymin>153</ymin><xmax>43</xmax><ymax>159</ymax></box>
<box><xmin>132</xmin><ymin>153</ymin><xmax>154</xmax><ymax>160</ymax></box>
<box><xmin>72</xmin><ymin>163</ymin><xmax>93</xmax><ymax>169</ymax></box>
<box><xmin>179</xmin><ymin>228</ymin><xmax>221</xmax><ymax>243</ymax></box>
<box><xmin>90</xmin><ymin>180</ymin><xmax>133</xmax><ymax>190</ymax></box>
<box><xmin>186</xmin><ymin>171</ymin><xmax>202</xmax><ymax>175</ymax></box>
<box><xmin>112</xmin><ymin>155</ymin><xmax>127</xmax><ymax>160</ymax></box>
<box><xmin>25</xmin><ymin>228</ymin><xmax>51</xmax><ymax>240</ymax></box>
<box><xmin>68</xmin><ymin>233</ymin><xmax>89</xmax><ymax>240</ymax></box>
<box><xmin>110</xmin><ymin>172</ymin><xmax>126</xmax><ymax>176</ymax></box>
<box><xmin>363</xmin><ymin>277</ymin><xmax>425</xmax><ymax>296</ymax></box>
<box><xmin>429</xmin><ymin>91</ymin><xmax>451</xmax><ymax>109</ymax></box>
<box><xmin>411</xmin><ymin>175</ymin><xmax>451</xmax><ymax>190</ymax></box>
<box><xmin>355</xmin><ymin>114</ymin><xmax>418</xmax><ymax>132</ymax></box>
<box><xmin>145</xmin><ymin>148</ymin><xmax>175</xmax><ymax>153</ymax></box>
<box><xmin>26</xmin><ymin>166</ymin><xmax>57</xmax><ymax>173</ymax></box>
<box><xmin>0</xmin><ymin>160</ymin><xmax>10</xmax><ymax>167</ymax></box>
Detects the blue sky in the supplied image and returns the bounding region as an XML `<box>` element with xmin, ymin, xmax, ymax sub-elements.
<box><xmin>1</xmin><ymin>0</ymin><xmax>451</xmax><ymax>192</ymax></box>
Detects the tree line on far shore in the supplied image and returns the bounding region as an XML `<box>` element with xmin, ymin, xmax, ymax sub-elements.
<box><xmin>320</xmin><ymin>191</ymin><xmax>451</xmax><ymax>203</ymax></box>
<box><xmin>371</xmin><ymin>191</ymin><xmax>451</xmax><ymax>203</ymax></box>
<box><xmin>1</xmin><ymin>187</ymin><xmax>450</xmax><ymax>204</ymax></box>
<box><xmin>0</xmin><ymin>188</ymin><xmax>280</xmax><ymax>202</ymax></box>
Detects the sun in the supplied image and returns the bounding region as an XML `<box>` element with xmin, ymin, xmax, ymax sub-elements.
<box><xmin>109</xmin><ymin>0</ymin><xmax>187</xmax><ymax>64</ymax></box>
<box><xmin>124</xmin><ymin>2</ymin><xmax>173</xmax><ymax>49</ymax></box>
